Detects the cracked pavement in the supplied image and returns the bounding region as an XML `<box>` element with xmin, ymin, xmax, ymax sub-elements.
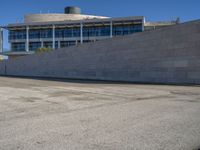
<box><xmin>0</xmin><ymin>77</ymin><xmax>200</xmax><ymax>150</ymax></box>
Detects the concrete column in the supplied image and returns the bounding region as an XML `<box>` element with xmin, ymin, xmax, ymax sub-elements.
<box><xmin>80</xmin><ymin>23</ymin><xmax>83</xmax><ymax>44</ymax></box>
<box><xmin>110</xmin><ymin>21</ymin><xmax>113</xmax><ymax>38</ymax></box>
<box><xmin>58</xmin><ymin>41</ymin><xmax>61</xmax><ymax>49</ymax></box>
<box><xmin>41</xmin><ymin>41</ymin><xmax>44</xmax><ymax>48</ymax></box>
<box><xmin>26</xmin><ymin>26</ymin><xmax>29</xmax><ymax>52</ymax></box>
<box><xmin>142</xmin><ymin>17</ymin><xmax>145</xmax><ymax>31</ymax></box>
<box><xmin>0</xmin><ymin>28</ymin><xmax>3</xmax><ymax>53</ymax></box>
<box><xmin>52</xmin><ymin>25</ymin><xmax>55</xmax><ymax>49</ymax></box>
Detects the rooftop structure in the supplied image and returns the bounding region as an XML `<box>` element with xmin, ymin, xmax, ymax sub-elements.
<box><xmin>0</xmin><ymin>6</ymin><xmax>177</xmax><ymax>58</ymax></box>
<box><xmin>24</xmin><ymin>6</ymin><xmax>108</xmax><ymax>23</ymax></box>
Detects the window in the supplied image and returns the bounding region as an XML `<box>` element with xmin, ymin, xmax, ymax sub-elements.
<box><xmin>55</xmin><ymin>41</ymin><xmax>59</xmax><ymax>49</ymax></box>
<box><xmin>40</xmin><ymin>29</ymin><xmax>52</xmax><ymax>38</ymax></box>
<box><xmin>43</xmin><ymin>42</ymin><xmax>52</xmax><ymax>48</ymax></box>
<box><xmin>60</xmin><ymin>41</ymin><xmax>76</xmax><ymax>48</ymax></box>
<box><xmin>29</xmin><ymin>42</ymin><xmax>41</xmax><ymax>51</ymax></box>
<box><xmin>83</xmin><ymin>26</ymin><xmax>110</xmax><ymax>37</ymax></box>
<box><xmin>113</xmin><ymin>24</ymin><xmax>143</xmax><ymax>36</ymax></box>
<box><xmin>11</xmin><ymin>42</ymin><xmax>26</xmax><ymax>51</ymax></box>
<box><xmin>55</xmin><ymin>27</ymin><xmax>80</xmax><ymax>38</ymax></box>
<box><xmin>29</xmin><ymin>30</ymin><xmax>40</xmax><ymax>39</ymax></box>
<box><xmin>9</xmin><ymin>30</ymin><xmax>26</xmax><ymax>40</ymax></box>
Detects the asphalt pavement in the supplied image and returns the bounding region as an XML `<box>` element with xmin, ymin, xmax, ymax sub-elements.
<box><xmin>0</xmin><ymin>77</ymin><xmax>200</xmax><ymax>150</ymax></box>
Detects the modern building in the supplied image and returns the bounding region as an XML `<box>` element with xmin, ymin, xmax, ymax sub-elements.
<box><xmin>0</xmin><ymin>6</ymin><xmax>178</xmax><ymax>58</ymax></box>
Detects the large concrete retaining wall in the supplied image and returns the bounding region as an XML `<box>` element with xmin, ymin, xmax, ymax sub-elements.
<box><xmin>0</xmin><ymin>20</ymin><xmax>200</xmax><ymax>84</ymax></box>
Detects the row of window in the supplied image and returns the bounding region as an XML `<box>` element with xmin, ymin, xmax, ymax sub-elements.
<box><xmin>11</xmin><ymin>43</ymin><xmax>26</xmax><ymax>52</ymax></box>
<box><xmin>11</xmin><ymin>41</ymin><xmax>81</xmax><ymax>51</ymax></box>
<box><xmin>9</xmin><ymin>24</ymin><xmax>142</xmax><ymax>40</ymax></box>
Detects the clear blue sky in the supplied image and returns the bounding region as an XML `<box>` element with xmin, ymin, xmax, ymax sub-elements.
<box><xmin>0</xmin><ymin>0</ymin><xmax>200</xmax><ymax>49</ymax></box>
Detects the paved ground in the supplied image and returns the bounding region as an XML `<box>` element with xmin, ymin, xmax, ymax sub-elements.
<box><xmin>0</xmin><ymin>77</ymin><xmax>200</xmax><ymax>150</ymax></box>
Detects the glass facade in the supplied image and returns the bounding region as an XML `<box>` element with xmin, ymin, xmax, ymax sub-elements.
<box><xmin>43</xmin><ymin>42</ymin><xmax>53</xmax><ymax>49</ymax></box>
<box><xmin>9</xmin><ymin>30</ymin><xmax>26</xmax><ymax>40</ymax></box>
<box><xmin>9</xmin><ymin>19</ymin><xmax>143</xmax><ymax>51</ymax></box>
<box><xmin>29</xmin><ymin>29</ymin><xmax>52</xmax><ymax>39</ymax></box>
<box><xmin>60</xmin><ymin>41</ymin><xmax>76</xmax><ymax>48</ymax></box>
<box><xmin>11</xmin><ymin>42</ymin><xmax>25</xmax><ymax>51</ymax></box>
<box><xmin>29</xmin><ymin>42</ymin><xmax>41</xmax><ymax>51</ymax></box>
<box><xmin>55</xmin><ymin>41</ymin><xmax>59</xmax><ymax>49</ymax></box>
<box><xmin>56</xmin><ymin>27</ymin><xmax>80</xmax><ymax>38</ymax></box>
<box><xmin>113</xmin><ymin>24</ymin><xmax>142</xmax><ymax>36</ymax></box>
<box><xmin>83</xmin><ymin>26</ymin><xmax>110</xmax><ymax>37</ymax></box>
<box><xmin>29</xmin><ymin>41</ymin><xmax>59</xmax><ymax>51</ymax></box>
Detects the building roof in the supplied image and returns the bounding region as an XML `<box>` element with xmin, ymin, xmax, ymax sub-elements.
<box><xmin>24</xmin><ymin>13</ymin><xmax>109</xmax><ymax>23</ymax></box>
<box><xmin>145</xmin><ymin>21</ymin><xmax>177</xmax><ymax>26</ymax></box>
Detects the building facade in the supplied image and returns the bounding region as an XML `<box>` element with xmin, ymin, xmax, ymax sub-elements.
<box><xmin>8</xmin><ymin>16</ymin><xmax>144</xmax><ymax>52</ymax></box>
<box><xmin>0</xmin><ymin>6</ymin><xmax>177</xmax><ymax>58</ymax></box>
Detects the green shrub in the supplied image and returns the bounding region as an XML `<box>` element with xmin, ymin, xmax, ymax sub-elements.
<box><xmin>36</xmin><ymin>47</ymin><xmax>52</xmax><ymax>53</ymax></box>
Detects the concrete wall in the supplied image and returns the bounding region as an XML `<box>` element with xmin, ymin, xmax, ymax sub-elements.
<box><xmin>0</xmin><ymin>20</ymin><xmax>200</xmax><ymax>84</ymax></box>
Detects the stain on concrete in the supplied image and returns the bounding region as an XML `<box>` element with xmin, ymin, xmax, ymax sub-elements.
<box><xmin>48</xmin><ymin>91</ymin><xmax>83</xmax><ymax>97</ymax></box>
<box><xmin>171</xmin><ymin>91</ymin><xmax>200</xmax><ymax>96</ymax></box>
<box><xmin>173</xmin><ymin>99</ymin><xmax>200</xmax><ymax>103</ymax></box>
<box><xmin>15</xmin><ymin>97</ymin><xmax>42</xmax><ymax>103</ymax></box>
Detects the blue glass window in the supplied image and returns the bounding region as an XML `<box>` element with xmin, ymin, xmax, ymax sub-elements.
<box><xmin>113</xmin><ymin>24</ymin><xmax>143</xmax><ymax>36</ymax></box>
<box><xmin>9</xmin><ymin>30</ymin><xmax>26</xmax><ymax>40</ymax></box>
<box><xmin>40</xmin><ymin>29</ymin><xmax>52</xmax><ymax>38</ymax></box>
<box><xmin>43</xmin><ymin>42</ymin><xmax>53</xmax><ymax>48</ymax></box>
<box><xmin>83</xmin><ymin>26</ymin><xmax>110</xmax><ymax>37</ymax></box>
<box><xmin>60</xmin><ymin>41</ymin><xmax>76</xmax><ymax>48</ymax></box>
<box><xmin>29</xmin><ymin>42</ymin><xmax>41</xmax><ymax>51</ymax></box>
<box><xmin>55</xmin><ymin>28</ymin><xmax>80</xmax><ymax>38</ymax></box>
<box><xmin>29</xmin><ymin>30</ymin><xmax>40</xmax><ymax>39</ymax></box>
<box><xmin>11</xmin><ymin>42</ymin><xmax>26</xmax><ymax>51</ymax></box>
